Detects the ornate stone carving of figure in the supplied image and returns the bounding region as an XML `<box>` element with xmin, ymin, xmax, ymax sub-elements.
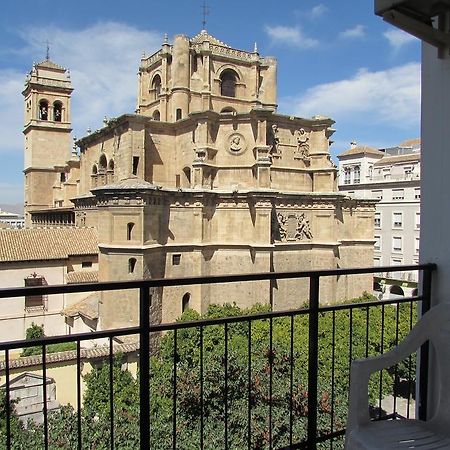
<box><xmin>228</xmin><ymin>133</ymin><xmax>247</xmax><ymax>154</ymax></box>
<box><xmin>294</xmin><ymin>128</ymin><xmax>310</xmax><ymax>159</ymax></box>
<box><xmin>268</xmin><ymin>124</ymin><xmax>280</xmax><ymax>155</ymax></box>
<box><xmin>275</xmin><ymin>212</ymin><xmax>313</xmax><ymax>242</ymax></box>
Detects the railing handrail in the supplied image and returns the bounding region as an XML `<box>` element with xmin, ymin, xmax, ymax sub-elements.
<box><xmin>0</xmin><ymin>263</ymin><xmax>436</xmax><ymax>299</ymax></box>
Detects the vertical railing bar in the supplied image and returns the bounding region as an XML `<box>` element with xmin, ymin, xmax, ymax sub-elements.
<box><xmin>307</xmin><ymin>275</ymin><xmax>320</xmax><ymax>450</ymax></box>
<box><xmin>419</xmin><ymin>267</ymin><xmax>432</xmax><ymax>421</ymax></box>
<box><xmin>224</xmin><ymin>323</ymin><xmax>228</xmax><ymax>450</ymax></box>
<box><xmin>77</xmin><ymin>340</ymin><xmax>82</xmax><ymax>450</ymax></box>
<box><xmin>173</xmin><ymin>329</ymin><xmax>177</xmax><ymax>450</ymax></box>
<box><xmin>139</xmin><ymin>287</ymin><xmax>150</xmax><ymax>450</ymax></box>
<box><xmin>5</xmin><ymin>349</ymin><xmax>11</xmax><ymax>450</ymax></box>
<box><xmin>248</xmin><ymin>320</ymin><xmax>252</xmax><ymax>450</ymax></box>
<box><xmin>109</xmin><ymin>337</ymin><xmax>114</xmax><ymax>450</ymax></box>
<box><xmin>365</xmin><ymin>306</ymin><xmax>370</xmax><ymax>358</ymax></box>
<box><xmin>393</xmin><ymin>302</ymin><xmax>400</xmax><ymax>416</ymax></box>
<box><xmin>378</xmin><ymin>304</ymin><xmax>385</xmax><ymax>419</ymax></box>
<box><xmin>407</xmin><ymin>300</ymin><xmax>414</xmax><ymax>419</ymax></box>
<box><xmin>269</xmin><ymin>316</ymin><xmax>273</xmax><ymax>450</ymax></box>
<box><xmin>330</xmin><ymin>310</ymin><xmax>336</xmax><ymax>450</ymax></box>
<box><xmin>200</xmin><ymin>326</ymin><xmax>204</xmax><ymax>450</ymax></box>
<box><xmin>43</xmin><ymin>344</ymin><xmax>48</xmax><ymax>450</ymax></box>
<box><xmin>289</xmin><ymin>315</ymin><xmax>294</xmax><ymax>448</ymax></box>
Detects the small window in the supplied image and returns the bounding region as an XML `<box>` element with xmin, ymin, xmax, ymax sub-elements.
<box><xmin>153</xmin><ymin>110</ymin><xmax>160</xmax><ymax>121</ymax></box>
<box><xmin>372</xmin><ymin>190</ymin><xmax>383</xmax><ymax>200</ymax></box>
<box><xmin>152</xmin><ymin>74</ymin><xmax>161</xmax><ymax>99</ymax></box>
<box><xmin>132</xmin><ymin>157</ymin><xmax>139</xmax><ymax>176</ymax></box>
<box><xmin>392</xmin><ymin>236</ymin><xmax>402</xmax><ymax>252</ymax></box>
<box><xmin>182</xmin><ymin>293</ymin><xmax>191</xmax><ymax>312</ymax></box>
<box><xmin>175</xmin><ymin>174</ymin><xmax>181</xmax><ymax>188</ymax></box>
<box><xmin>220</xmin><ymin>69</ymin><xmax>238</xmax><ymax>97</ymax></box>
<box><xmin>415</xmin><ymin>212</ymin><xmax>420</xmax><ymax>229</ymax></box>
<box><xmin>172</xmin><ymin>254</ymin><xmax>181</xmax><ymax>265</ymax></box>
<box><xmin>99</xmin><ymin>154</ymin><xmax>107</xmax><ymax>172</ymax></box>
<box><xmin>39</xmin><ymin>100</ymin><xmax>49</xmax><ymax>120</ymax></box>
<box><xmin>392</xmin><ymin>189</ymin><xmax>404</xmax><ymax>200</ymax></box>
<box><xmin>108</xmin><ymin>159</ymin><xmax>115</xmax><ymax>172</ymax></box>
<box><xmin>82</xmin><ymin>261</ymin><xmax>93</xmax><ymax>268</ymax></box>
<box><xmin>374</xmin><ymin>212</ymin><xmax>381</xmax><ymax>228</ymax></box>
<box><xmin>127</xmin><ymin>222</ymin><xmax>135</xmax><ymax>241</ymax></box>
<box><xmin>392</xmin><ymin>212</ymin><xmax>403</xmax><ymax>228</ymax></box>
<box><xmin>344</xmin><ymin>167</ymin><xmax>351</xmax><ymax>185</ymax></box>
<box><xmin>60</xmin><ymin>172</ymin><xmax>66</xmax><ymax>182</ymax></box>
<box><xmin>24</xmin><ymin>274</ymin><xmax>46</xmax><ymax>310</ymax></box>
<box><xmin>415</xmin><ymin>188</ymin><xmax>420</xmax><ymax>200</ymax></box>
<box><xmin>176</xmin><ymin>108</ymin><xmax>182</xmax><ymax>121</ymax></box>
<box><xmin>92</xmin><ymin>164</ymin><xmax>98</xmax><ymax>175</ymax></box>
<box><xmin>374</xmin><ymin>235</ymin><xmax>381</xmax><ymax>251</ymax></box>
<box><xmin>415</xmin><ymin>237</ymin><xmax>420</xmax><ymax>255</ymax></box>
<box><xmin>53</xmin><ymin>101</ymin><xmax>62</xmax><ymax>122</ymax></box>
<box><xmin>128</xmin><ymin>258</ymin><xmax>137</xmax><ymax>274</ymax></box>
<box><xmin>353</xmin><ymin>166</ymin><xmax>360</xmax><ymax>184</ymax></box>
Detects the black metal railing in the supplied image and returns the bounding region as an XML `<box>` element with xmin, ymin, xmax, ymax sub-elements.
<box><xmin>0</xmin><ymin>263</ymin><xmax>436</xmax><ymax>449</ymax></box>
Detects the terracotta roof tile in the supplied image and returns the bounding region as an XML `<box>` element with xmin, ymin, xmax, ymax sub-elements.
<box><xmin>374</xmin><ymin>153</ymin><xmax>420</xmax><ymax>166</ymax></box>
<box><xmin>66</xmin><ymin>271</ymin><xmax>98</xmax><ymax>284</ymax></box>
<box><xmin>398</xmin><ymin>138</ymin><xmax>420</xmax><ymax>147</ymax></box>
<box><xmin>338</xmin><ymin>146</ymin><xmax>385</xmax><ymax>158</ymax></box>
<box><xmin>62</xmin><ymin>293</ymin><xmax>99</xmax><ymax>320</ymax></box>
<box><xmin>0</xmin><ymin>228</ymin><xmax>98</xmax><ymax>263</ymax></box>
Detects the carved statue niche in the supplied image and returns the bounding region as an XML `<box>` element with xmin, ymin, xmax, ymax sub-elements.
<box><xmin>294</xmin><ymin>128</ymin><xmax>310</xmax><ymax>160</ymax></box>
<box><xmin>267</xmin><ymin>124</ymin><xmax>280</xmax><ymax>156</ymax></box>
<box><xmin>273</xmin><ymin>211</ymin><xmax>313</xmax><ymax>242</ymax></box>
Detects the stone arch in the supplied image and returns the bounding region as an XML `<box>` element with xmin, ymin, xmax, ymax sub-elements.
<box><xmin>99</xmin><ymin>154</ymin><xmax>107</xmax><ymax>172</ymax></box>
<box><xmin>220</xmin><ymin>106</ymin><xmax>237</xmax><ymax>115</ymax></box>
<box><xmin>128</xmin><ymin>258</ymin><xmax>137</xmax><ymax>274</ymax></box>
<box><xmin>182</xmin><ymin>292</ymin><xmax>191</xmax><ymax>312</ymax></box>
<box><xmin>152</xmin><ymin>110</ymin><xmax>161</xmax><ymax>121</ymax></box>
<box><xmin>53</xmin><ymin>101</ymin><xmax>63</xmax><ymax>122</ymax></box>
<box><xmin>151</xmin><ymin>73</ymin><xmax>162</xmax><ymax>99</ymax></box>
<box><xmin>390</xmin><ymin>285</ymin><xmax>404</xmax><ymax>296</ymax></box>
<box><xmin>127</xmin><ymin>222</ymin><xmax>135</xmax><ymax>241</ymax></box>
<box><xmin>108</xmin><ymin>159</ymin><xmax>115</xmax><ymax>172</ymax></box>
<box><xmin>39</xmin><ymin>99</ymin><xmax>49</xmax><ymax>120</ymax></box>
<box><xmin>220</xmin><ymin>68</ymin><xmax>239</xmax><ymax>98</ymax></box>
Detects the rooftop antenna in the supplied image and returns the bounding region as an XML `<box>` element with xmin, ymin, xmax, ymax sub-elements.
<box><xmin>201</xmin><ymin>1</ymin><xmax>209</xmax><ymax>31</ymax></box>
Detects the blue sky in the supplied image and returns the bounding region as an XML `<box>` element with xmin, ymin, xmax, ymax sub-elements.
<box><xmin>0</xmin><ymin>0</ymin><xmax>421</xmax><ymax>204</ymax></box>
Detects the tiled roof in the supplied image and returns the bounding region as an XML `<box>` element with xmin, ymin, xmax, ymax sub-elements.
<box><xmin>0</xmin><ymin>342</ymin><xmax>138</xmax><ymax>372</ymax></box>
<box><xmin>0</xmin><ymin>228</ymin><xmax>98</xmax><ymax>263</ymax></box>
<box><xmin>338</xmin><ymin>146</ymin><xmax>384</xmax><ymax>158</ymax></box>
<box><xmin>398</xmin><ymin>138</ymin><xmax>420</xmax><ymax>147</ymax></box>
<box><xmin>92</xmin><ymin>176</ymin><xmax>159</xmax><ymax>191</ymax></box>
<box><xmin>66</xmin><ymin>270</ymin><xmax>98</xmax><ymax>284</ymax></box>
<box><xmin>374</xmin><ymin>153</ymin><xmax>420</xmax><ymax>166</ymax></box>
<box><xmin>62</xmin><ymin>293</ymin><xmax>99</xmax><ymax>320</ymax></box>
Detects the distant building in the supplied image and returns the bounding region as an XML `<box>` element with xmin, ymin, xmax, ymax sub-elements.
<box><xmin>0</xmin><ymin>227</ymin><xmax>98</xmax><ymax>344</ymax></box>
<box><xmin>338</xmin><ymin>139</ymin><xmax>421</xmax><ymax>297</ymax></box>
<box><xmin>0</xmin><ymin>209</ymin><xmax>24</xmax><ymax>229</ymax></box>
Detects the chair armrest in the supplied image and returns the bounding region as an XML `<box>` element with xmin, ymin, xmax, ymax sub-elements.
<box><xmin>347</xmin><ymin>303</ymin><xmax>443</xmax><ymax>430</ymax></box>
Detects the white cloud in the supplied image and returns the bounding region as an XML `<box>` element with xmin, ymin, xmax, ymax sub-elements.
<box><xmin>339</xmin><ymin>25</ymin><xmax>365</xmax><ymax>39</ymax></box>
<box><xmin>280</xmin><ymin>63</ymin><xmax>420</xmax><ymax>128</ymax></box>
<box><xmin>383</xmin><ymin>29</ymin><xmax>417</xmax><ymax>51</ymax></box>
<box><xmin>310</xmin><ymin>4</ymin><xmax>328</xmax><ymax>19</ymax></box>
<box><xmin>264</xmin><ymin>25</ymin><xmax>319</xmax><ymax>49</ymax></box>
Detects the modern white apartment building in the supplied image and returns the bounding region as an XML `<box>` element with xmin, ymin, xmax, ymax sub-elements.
<box><xmin>337</xmin><ymin>139</ymin><xmax>421</xmax><ymax>297</ymax></box>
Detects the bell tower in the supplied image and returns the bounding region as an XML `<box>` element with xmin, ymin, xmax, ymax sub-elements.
<box><xmin>23</xmin><ymin>59</ymin><xmax>73</xmax><ymax>226</ymax></box>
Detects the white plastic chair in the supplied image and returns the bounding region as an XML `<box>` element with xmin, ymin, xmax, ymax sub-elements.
<box><xmin>345</xmin><ymin>302</ymin><xmax>450</xmax><ymax>449</ymax></box>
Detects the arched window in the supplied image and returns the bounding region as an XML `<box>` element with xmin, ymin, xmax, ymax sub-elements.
<box><xmin>182</xmin><ymin>293</ymin><xmax>191</xmax><ymax>312</ymax></box>
<box><xmin>183</xmin><ymin>167</ymin><xmax>191</xmax><ymax>186</ymax></box>
<box><xmin>99</xmin><ymin>154</ymin><xmax>107</xmax><ymax>172</ymax></box>
<box><xmin>127</xmin><ymin>222</ymin><xmax>135</xmax><ymax>241</ymax></box>
<box><xmin>128</xmin><ymin>258</ymin><xmax>137</xmax><ymax>274</ymax></box>
<box><xmin>220</xmin><ymin>107</ymin><xmax>236</xmax><ymax>115</ymax></box>
<box><xmin>108</xmin><ymin>159</ymin><xmax>115</xmax><ymax>172</ymax></box>
<box><xmin>39</xmin><ymin>100</ymin><xmax>49</xmax><ymax>120</ymax></box>
<box><xmin>153</xmin><ymin>110</ymin><xmax>160</xmax><ymax>121</ymax></box>
<box><xmin>390</xmin><ymin>285</ymin><xmax>404</xmax><ymax>296</ymax></box>
<box><xmin>53</xmin><ymin>101</ymin><xmax>62</xmax><ymax>122</ymax></box>
<box><xmin>220</xmin><ymin>70</ymin><xmax>238</xmax><ymax>97</ymax></box>
<box><xmin>152</xmin><ymin>74</ymin><xmax>161</xmax><ymax>99</ymax></box>
<box><xmin>92</xmin><ymin>164</ymin><xmax>98</xmax><ymax>175</ymax></box>
<box><xmin>176</xmin><ymin>108</ymin><xmax>182</xmax><ymax>121</ymax></box>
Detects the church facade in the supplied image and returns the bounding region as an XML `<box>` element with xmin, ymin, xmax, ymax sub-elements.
<box><xmin>23</xmin><ymin>31</ymin><xmax>376</xmax><ymax>329</ymax></box>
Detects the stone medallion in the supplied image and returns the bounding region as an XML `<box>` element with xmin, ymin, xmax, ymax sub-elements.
<box><xmin>227</xmin><ymin>133</ymin><xmax>247</xmax><ymax>155</ymax></box>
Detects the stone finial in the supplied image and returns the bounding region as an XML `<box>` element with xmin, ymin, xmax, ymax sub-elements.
<box><xmin>350</xmin><ymin>141</ymin><xmax>357</xmax><ymax>149</ymax></box>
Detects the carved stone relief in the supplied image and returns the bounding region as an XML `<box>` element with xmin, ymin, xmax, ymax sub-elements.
<box><xmin>227</xmin><ymin>133</ymin><xmax>247</xmax><ymax>155</ymax></box>
<box><xmin>294</xmin><ymin>128</ymin><xmax>310</xmax><ymax>160</ymax></box>
<box><xmin>267</xmin><ymin>124</ymin><xmax>280</xmax><ymax>157</ymax></box>
<box><xmin>273</xmin><ymin>211</ymin><xmax>313</xmax><ymax>242</ymax></box>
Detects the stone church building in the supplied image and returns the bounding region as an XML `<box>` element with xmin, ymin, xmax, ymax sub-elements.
<box><xmin>22</xmin><ymin>30</ymin><xmax>375</xmax><ymax>329</ymax></box>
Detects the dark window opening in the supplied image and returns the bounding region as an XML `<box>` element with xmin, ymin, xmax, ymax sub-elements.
<box><xmin>176</xmin><ymin>108</ymin><xmax>182</xmax><ymax>121</ymax></box>
<box><xmin>175</xmin><ymin>174</ymin><xmax>181</xmax><ymax>188</ymax></box>
<box><xmin>152</xmin><ymin>74</ymin><xmax>161</xmax><ymax>98</ymax></box>
<box><xmin>127</xmin><ymin>222</ymin><xmax>135</xmax><ymax>240</ymax></box>
<box><xmin>53</xmin><ymin>101</ymin><xmax>62</xmax><ymax>122</ymax></box>
<box><xmin>153</xmin><ymin>110</ymin><xmax>160</xmax><ymax>121</ymax></box>
<box><xmin>132</xmin><ymin>157</ymin><xmax>139</xmax><ymax>175</ymax></box>
<box><xmin>390</xmin><ymin>285</ymin><xmax>404</xmax><ymax>296</ymax></box>
<box><xmin>92</xmin><ymin>164</ymin><xmax>98</xmax><ymax>175</ymax></box>
<box><xmin>39</xmin><ymin>100</ymin><xmax>49</xmax><ymax>120</ymax></box>
<box><xmin>182</xmin><ymin>293</ymin><xmax>191</xmax><ymax>312</ymax></box>
<box><xmin>60</xmin><ymin>172</ymin><xmax>66</xmax><ymax>182</ymax></box>
<box><xmin>108</xmin><ymin>159</ymin><xmax>115</xmax><ymax>172</ymax></box>
<box><xmin>25</xmin><ymin>274</ymin><xmax>46</xmax><ymax>309</ymax></box>
<box><xmin>220</xmin><ymin>70</ymin><xmax>238</xmax><ymax>98</ymax></box>
<box><xmin>172</xmin><ymin>254</ymin><xmax>181</xmax><ymax>265</ymax></box>
<box><xmin>183</xmin><ymin>167</ymin><xmax>191</xmax><ymax>185</ymax></box>
<box><xmin>128</xmin><ymin>258</ymin><xmax>137</xmax><ymax>274</ymax></box>
<box><xmin>99</xmin><ymin>154</ymin><xmax>107</xmax><ymax>172</ymax></box>
<box><xmin>82</xmin><ymin>261</ymin><xmax>93</xmax><ymax>268</ymax></box>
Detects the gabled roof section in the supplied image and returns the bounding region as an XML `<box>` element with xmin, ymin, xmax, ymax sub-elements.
<box><xmin>91</xmin><ymin>176</ymin><xmax>159</xmax><ymax>191</ymax></box>
<box><xmin>338</xmin><ymin>146</ymin><xmax>385</xmax><ymax>158</ymax></box>
<box><xmin>35</xmin><ymin>59</ymin><xmax>66</xmax><ymax>71</ymax></box>
<box><xmin>191</xmin><ymin>30</ymin><xmax>229</xmax><ymax>47</ymax></box>
<box><xmin>0</xmin><ymin>228</ymin><xmax>98</xmax><ymax>263</ymax></box>
<box><xmin>62</xmin><ymin>293</ymin><xmax>99</xmax><ymax>321</ymax></box>
<box><xmin>374</xmin><ymin>153</ymin><xmax>421</xmax><ymax>166</ymax></box>
<box><xmin>398</xmin><ymin>138</ymin><xmax>420</xmax><ymax>147</ymax></box>
<box><xmin>66</xmin><ymin>270</ymin><xmax>98</xmax><ymax>284</ymax></box>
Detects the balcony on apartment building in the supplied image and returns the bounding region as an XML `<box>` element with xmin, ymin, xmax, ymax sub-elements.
<box><xmin>0</xmin><ymin>264</ymin><xmax>435</xmax><ymax>449</ymax></box>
